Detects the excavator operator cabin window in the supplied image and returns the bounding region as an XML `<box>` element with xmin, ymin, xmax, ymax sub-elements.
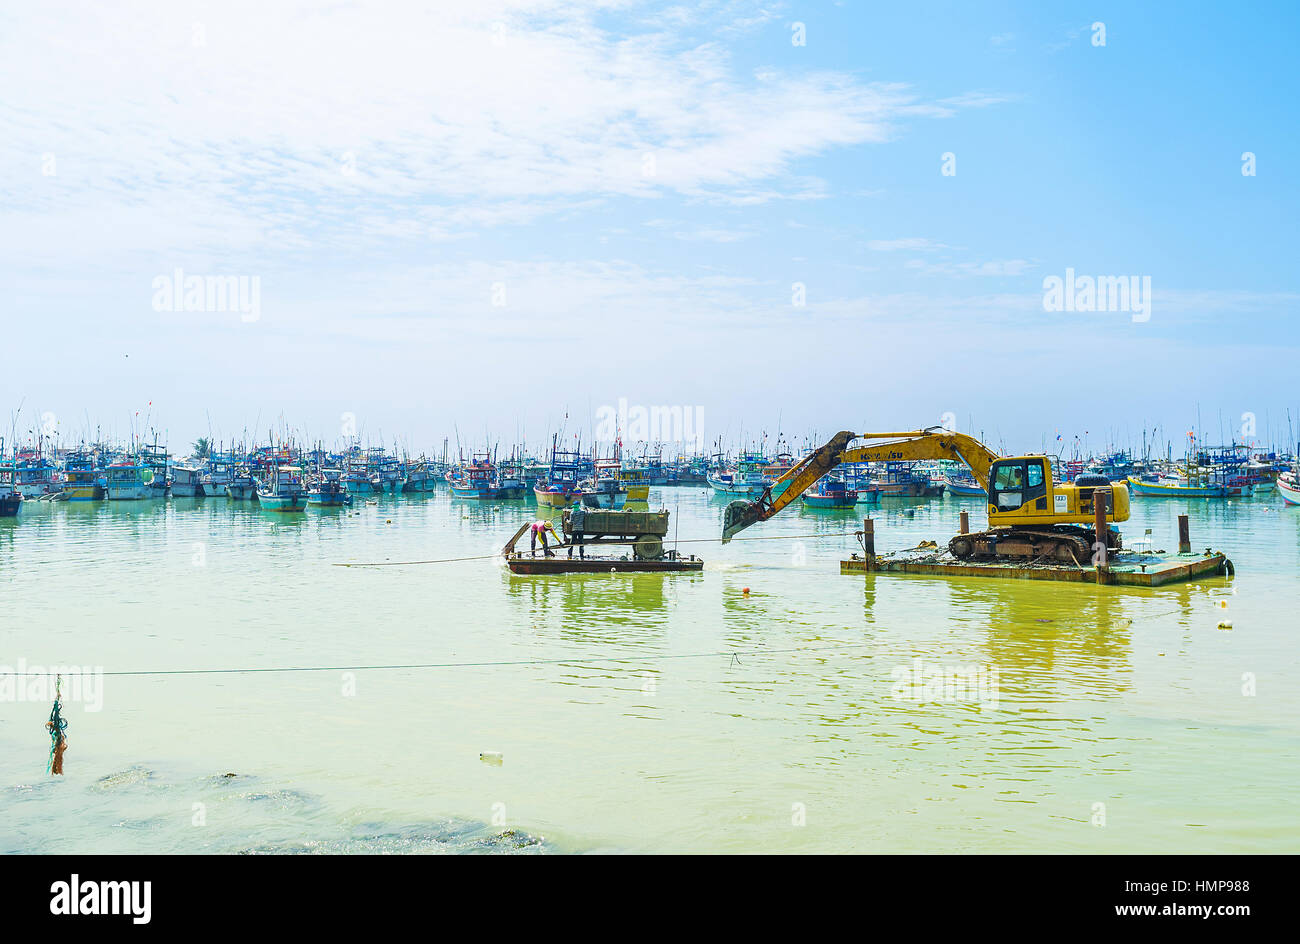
<box><xmin>991</xmin><ymin>461</ymin><xmax>1026</xmax><ymax>510</ymax></box>
<box><xmin>1027</xmin><ymin>463</ymin><xmax>1043</xmax><ymax>488</ymax></box>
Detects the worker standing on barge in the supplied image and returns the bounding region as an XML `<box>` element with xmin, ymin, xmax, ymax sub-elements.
<box><xmin>568</xmin><ymin>502</ymin><xmax>586</xmax><ymax>559</ymax></box>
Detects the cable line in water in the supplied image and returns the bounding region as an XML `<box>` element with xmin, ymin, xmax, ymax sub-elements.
<box><xmin>17</xmin><ymin>604</ymin><xmax>1203</xmax><ymax>680</ymax></box>
<box><xmin>9</xmin><ymin>643</ymin><xmax>883</xmax><ymax>679</ymax></box>
<box><xmin>333</xmin><ymin>529</ymin><xmax>864</xmax><ymax>568</ymax></box>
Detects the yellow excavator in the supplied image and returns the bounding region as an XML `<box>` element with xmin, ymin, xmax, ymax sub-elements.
<box><xmin>721</xmin><ymin>428</ymin><xmax>1130</xmax><ymax>564</ymax></box>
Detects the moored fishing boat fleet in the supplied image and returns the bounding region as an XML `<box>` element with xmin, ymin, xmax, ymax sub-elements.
<box><xmin>0</xmin><ymin>438</ymin><xmax>446</xmax><ymax>515</ymax></box>
<box><xmin>3</xmin><ymin>428</ymin><xmax>1298</xmax><ymax>518</ymax></box>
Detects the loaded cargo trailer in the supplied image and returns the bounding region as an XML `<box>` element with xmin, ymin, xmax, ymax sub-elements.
<box><xmin>500</xmin><ymin>509</ymin><xmax>703</xmax><ymax>574</ymax></box>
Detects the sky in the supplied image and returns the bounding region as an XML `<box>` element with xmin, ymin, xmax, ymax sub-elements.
<box><xmin>2</xmin><ymin>0</ymin><xmax>1298</xmax><ymax>458</ymax></box>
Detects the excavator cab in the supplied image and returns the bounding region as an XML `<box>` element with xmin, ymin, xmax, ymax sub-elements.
<box><xmin>987</xmin><ymin>457</ymin><xmax>1050</xmax><ymax>517</ymax></box>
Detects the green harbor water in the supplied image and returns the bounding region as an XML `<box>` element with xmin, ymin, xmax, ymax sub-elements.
<box><xmin>1</xmin><ymin>488</ymin><xmax>1296</xmax><ymax>853</ymax></box>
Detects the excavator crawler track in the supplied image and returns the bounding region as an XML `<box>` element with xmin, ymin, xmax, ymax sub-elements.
<box><xmin>948</xmin><ymin>526</ymin><xmax>1122</xmax><ymax>564</ymax></box>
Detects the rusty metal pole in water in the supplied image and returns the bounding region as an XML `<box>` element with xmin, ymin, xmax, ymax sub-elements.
<box><xmin>1178</xmin><ymin>514</ymin><xmax>1191</xmax><ymax>554</ymax></box>
<box><xmin>959</xmin><ymin>510</ymin><xmax>969</xmax><ymax>534</ymax></box>
<box><xmin>1093</xmin><ymin>488</ymin><xmax>1109</xmax><ymax>569</ymax></box>
<box><xmin>862</xmin><ymin>518</ymin><xmax>875</xmax><ymax>563</ymax></box>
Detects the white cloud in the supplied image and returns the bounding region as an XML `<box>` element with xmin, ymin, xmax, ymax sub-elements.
<box><xmin>0</xmin><ymin>0</ymin><xmax>974</xmax><ymax>264</ymax></box>
<box><xmin>938</xmin><ymin>91</ymin><xmax>1016</xmax><ymax>108</ymax></box>
<box><xmin>904</xmin><ymin>259</ymin><xmax>1035</xmax><ymax>277</ymax></box>
<box><xmin>673</xmin><ymin>227</ymin><xmax>753</xmax><ymax>243</ymax></box>
<box><xmin>867</xmin><ymin>237</ymin><xmax>951</xmax><ymax>251</ymax></box>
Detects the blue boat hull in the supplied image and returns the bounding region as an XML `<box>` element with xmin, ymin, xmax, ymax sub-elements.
<box><xmin>259</xmin><ymin>494</ymin><xmax>308</xmax><ymax>512</ymax></box>
<box><xmin>802</xmin><ymin>494</ymin><xmax>856</xmax><ymax>508</ymax></box>
<box><xmin>1126</xmin><ymin>476</ymin><xmax>1226</xmax><ymax>498</ymax></box>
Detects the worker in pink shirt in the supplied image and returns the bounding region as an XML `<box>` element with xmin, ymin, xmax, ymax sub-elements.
<box><xmin>530</xmin><ymin>519</ymin><xmax>559</xmax><ymax>557</ymax></box>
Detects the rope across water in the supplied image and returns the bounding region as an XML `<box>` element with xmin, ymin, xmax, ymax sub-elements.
<box><xmin>332</xmin><ymin>529</ymin><xmax>866</xmax><ymax>568</ymax></box>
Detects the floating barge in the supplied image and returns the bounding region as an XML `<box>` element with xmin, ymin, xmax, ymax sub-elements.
<box><xmin>841</xmin><ymin>513</ymin><xmax>1232</xmax><ymax>587</ymax></box>
<box><xmin>508</xmin><ymin>555</ymin><xmax>702</xmax><ymax>575</ymax></box>
<box><xmin>842</xmin><ymin>548</ymin><xmax>1231</xmax><ymax>586</ymax></box>
<box><xmin>501</xmin><ymin>509</ymin><xmax>703</xmax><ymax>575</ymax></box>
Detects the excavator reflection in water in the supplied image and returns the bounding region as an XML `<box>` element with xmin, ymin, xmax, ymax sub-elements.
<box><xmin>722</xmin><ymin>428</ymin><xmax>1131</xmax><ymax>565</ymax></box>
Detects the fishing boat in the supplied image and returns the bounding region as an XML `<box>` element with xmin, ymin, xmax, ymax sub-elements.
<box><xmin>401</xmin><ymin>457</ymin><xmax>438</xmax><ymax>494</ymax></box>
<box><xmin>139</xmin><ymin>442</ymin><xmax>170</xmax><ymax>497</ymax></box>
<box><xmin>518</xmin><ymin>457</ymin><xmax>548</xmax><ymax>490</ymax></box>
<box><xmin>671</xmin><ymin>455</ymin><xmax>710</xmax><ymax>486</ymax></box>
<box><xmin>1244</xmin><ymin>457</ymin><xmax>1278</xmax><ymax>494</ymax></box>
<box><xmin>615</xmin><ymin>466</ymin><xmax>652</xmax><ymax>507</ymax></box>
<box><xmin>12</xmin><ymin>449</ymin><xmax>58</xmax><ymax>498</ymax></box>
<box><xmin>580</xmin><ymin>451</ymin><xmax>628</xmax><ymax>509</ymax></box>
<box><xmin>169</xmin><ymin>463</ymin><xmax>205</xmax><ymax>497</ymax></box>
<box><xmin>1191</xmin><ymin>445</ymin><xmax>1271</xmax><ymax>497</ymax></box>
<box><xmin>580</xmin><ymin>480</ymin><xmax>627</xmax><ymax>509</ymax></box>
<box><xmin>866</xmin><ymin>462</ymin><xmax>945</xmax><ymax>498</ymax></box>
<box><xmin>225</xmin><ymin>464</ymin><xmax>258</xmax><ymax>500</ymax></box>
<box><xmin>1125</xmin><ymin>475</ymin><xmax>1226</xmax><ymax>499</ymax></box>
<box><xmin>941</xmin><ymin>472</ymin><xmax>986</xmax><ymax>498</ymax></box>
<box><xmin>535</xmin><ymin>436</ymin><xmax>586</xmax><ymax>508</ymax></box>
<box><xmin>1081</xmin><ymin>451</ymin><xmax>1138</xmax><ymax>483</ymax></box>
<box><xmin>308</xmin><ymin>469</ymin><xmax>353</xmax><ymax>507</ymax></box>
<box><xmin>534</xmin><ymin>481</ymin><xmax>579</xmax><ymax>507</ymax></box>
<box><xmin>706</xmin><ymin>453</ymin><xmax>768</xmax><ymax>497</ymax></box>
<box><xmin>762</xmin><ymin>452</ymin><xmax>797</xmax><ymax>484</ymax></box>
<box><xmin>450</xmin><ymin>456</ymin><xmax>499</xmax><ymax>500</ymax></box>
<box><xmin>337</xmin><ymin>448</ymin><xmax>382</xmax><ymax>495</ymax></box>
<box><xmin>370</xmin><ymin>449</ymin><xmax>406</xmax><ymax>494</ymax></box>
<box><xmin>104</xmin><ymin>459</ymin><xmax>155</xmax><ymax>500</ymax></box>
<box><xmin>838</xmin><ymin>465</ymin><xmax>882</xmax><ymax>504</ymax></box>
<box><xmin>1278</xmin><ymin>472</ymin><xmax>1300</xmax><ymax>506</ymax></box>
<box><xmin>258</xmin><ymin>465</ymin><xmax>308</xmax><ymax>512</ymax></box>
<box><xmin>801</xmin><ymin>477</ymin><xmax>858</xmax><ymax>508</ymax></box>
<box><xmin>1220</xmin><ymin>476</ymin><xmax>1256</xmax><ymax>498</ymax></box>
<box><xmin>60</xmin><ymin>451</ymin><xmax>103</xmax><ymax>501</ymax></box>
<box><xmin>341</xmin><ymin>467</ymin><xmax>377</xmax><ymax>495</ymax></box>
<box><xmin>624</xmin><ymin>447</ymin><xmax>670</xmax><ymax>486</ymax></box>
<box><xmin>0</xmin><ymin>462</ymin><xmax>20</xmax><ymax>516</ymax></box>
<box><xmin>450</xmin><ymin>453</ymin><xmax>526</xmax><ymax>500</ymax></box>
<box><xmin>200</xmin><ymin>454</ymin><xmax>235</xmax><ymax>498</ymax></box>
<box><xmin>493</xmin><ymin>458</ymin><xmax>530</xmax><ymax>499</ymax></box>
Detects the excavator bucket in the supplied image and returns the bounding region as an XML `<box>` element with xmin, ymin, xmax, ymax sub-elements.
<box><xmin>722</xmin><ymin>499</ymin><xmax>762</xmax><ymax>543</ymax></box>
<box><xmin>721</xmin><ymin>432</ymin><xmax>866</xmax><ymax>543</ymax></box>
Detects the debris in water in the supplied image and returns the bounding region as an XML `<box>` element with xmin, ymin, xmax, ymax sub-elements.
<box><xmin>45</xmin><ymin>675</ymin><xmax>68</xmax><ymax>776</ymax></box>
<box><xmin>480</xmin><ymin>751</ymin><xmax>503</xmax><ymax>766</ymax></box>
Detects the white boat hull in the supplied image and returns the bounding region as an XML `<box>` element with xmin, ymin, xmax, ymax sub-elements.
<box><xmin>1279</xmin><ymin>476</ymin><xmax>1300</xmax><ymax>506</ymax></box>
<box><xmin>16</xmin><ymin>482</ymin><xmax>57</xmax><ymax>499</ymax></box>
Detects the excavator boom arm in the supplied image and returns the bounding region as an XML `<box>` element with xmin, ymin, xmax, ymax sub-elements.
<box><xmin>722</xmin><ymin>428</ymin><xmax>1001</xmax><ymax>541</ymax></box>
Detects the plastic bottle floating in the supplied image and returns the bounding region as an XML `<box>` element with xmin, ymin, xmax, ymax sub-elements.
<box><xmin>480</xmin><ymin>751</ymin><xmax>504</xmax><ymax>766</ymax></box>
